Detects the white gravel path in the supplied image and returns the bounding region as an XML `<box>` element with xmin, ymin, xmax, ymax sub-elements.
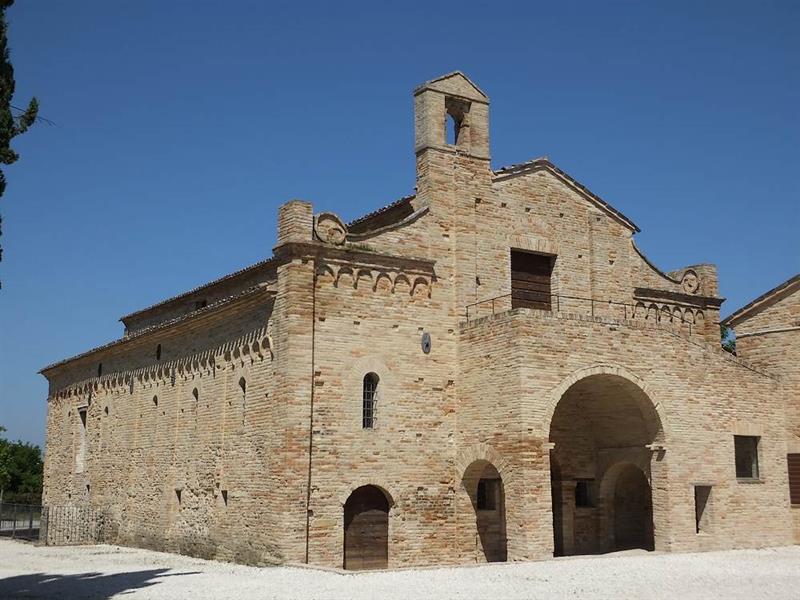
<box><xmin>1</xmin><ymin>539</ymin><xmax>798</xmax><ymax>599</ymax></box>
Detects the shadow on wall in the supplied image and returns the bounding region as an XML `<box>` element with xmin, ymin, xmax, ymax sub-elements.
<box><xmin>0</xmin><ymin>569</ymin><xmax>200</xmax><ymax>600</ymax></box>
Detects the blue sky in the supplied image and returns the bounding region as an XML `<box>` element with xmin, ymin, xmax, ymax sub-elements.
<box><xmin>0</xmin><ymin>1</ymin><xmax>797</xmax><ymax>447</ymax></box>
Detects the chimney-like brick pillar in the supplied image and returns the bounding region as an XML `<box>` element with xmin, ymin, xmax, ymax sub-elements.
<box><xmin>277</xmin><ymin>200</ymin><xmax>313</xmax><ymax>245</ymax></box>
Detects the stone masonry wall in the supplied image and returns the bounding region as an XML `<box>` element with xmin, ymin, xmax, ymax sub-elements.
<box><xmin>41</xmin><ymin>71</ymin><xmax>795</xmax><ymax>569</ymax></box>
<box><xmin>730</xmin><ymin>283</ymin><xmax>800</xmax><ymax>540</ymax></box>
<box><xmin>42</xmin><ymin>293</ymin><xmax>288</xmax><ymax>565</ymax></box>
<box><xmin>460</xmin><ymin>309</ymin><xmax>792</xmax><ymax>557</ymax></box>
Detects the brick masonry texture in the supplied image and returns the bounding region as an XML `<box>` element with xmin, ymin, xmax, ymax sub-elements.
<box><xmin>722</xmin><ymin>276</ymin><xmax>800</xmax><ymax>542</ymax></box>
<box><xmin>40</xmin><ymin>72</ymin><xmax>798</xmax><ymax>567</ymax></box>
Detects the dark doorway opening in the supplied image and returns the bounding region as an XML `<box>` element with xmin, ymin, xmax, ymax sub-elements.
<box><xmin>343</xmin><ymin>485</ymin><xmax>390</xmax><ymax>570</ymax></box>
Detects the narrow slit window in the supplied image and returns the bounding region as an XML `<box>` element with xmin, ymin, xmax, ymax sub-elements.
<box><xmin>734</xmin><ymin>435</ymin><xmax>760</xmax><ymax>480</ymax></box>
<box><xmin>362</xmin><ymin>373</ymin><xmax>378</xmax><ymax>429</ymax></box>
<box><xmin>788</xmin><ymin>454</ymin><xmax>800</xmax><ymax>505</ymax></box>
<box><xmin>477</xmin><ymin>478</ymin><xmax>498</xmax><ymax>511</ymax></box>
<box><xmin>76</xmin><ymin>408</ymin><xmax>88</xmax><ymax>473</ymax></box>
<box><xmin>156</xmin><ymin>344</ymin><xmax>162</xmax><ymax>360</ymax></box>
<box><xmin>694</xmin><ymin>485</ymin><xmax>712</xmax><ymax>533</ymax></box>
<box><xmin>575</xmin><ymin>479</ymin><xmax>594</xmax><ymax>508</ymax></box>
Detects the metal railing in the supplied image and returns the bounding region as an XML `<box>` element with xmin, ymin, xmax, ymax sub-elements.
<box><xmin>0</xmin><ymin>502</ymin><xmax>42</xmax><ymax>542</ymax></box>
<box><xmin>40</xmin><ymin>505</ymin><xmax>108</xmax><ymax>546</ymax></box>
<box><xmin>465</xmin><ymin>291</ymin><xmax>697</xmax><ymax>334</ymax></box>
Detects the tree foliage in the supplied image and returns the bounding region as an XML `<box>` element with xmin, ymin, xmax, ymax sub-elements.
<box><xmin>0</xmin><ymin>0</ymin><xmax>37</xmax><ymax>192</ymax></box>
<box><xmin>0</xmin><ymin>425</ymin><xmax>44</xmax><ymax>504</ymax></box>
<box><xmin>0</xmin><ymin>0</ymin><xmax>38</xmax><ymax>280</ymax></box>
<box><xmin>720</xmin><ymin>324</ymin><xmax>736</xmax><ymax>355</ymax></box>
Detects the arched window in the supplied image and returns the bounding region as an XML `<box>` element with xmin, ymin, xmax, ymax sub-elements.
<box><xmin>362</xmin><ymin>373</ymin><xmax>379</xmax><ymax>429</ymax></box>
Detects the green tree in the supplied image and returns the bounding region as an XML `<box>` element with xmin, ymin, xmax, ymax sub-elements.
<box><xmin>720</xmin><ymin>324</ymin><xmax>736</xmax><ymax>355</ymax></box>
<box><xmin>0</xmin><ymin>425</ymin><xmax>10</xmax><ymax>504</ymax></box>
<box><xmin>0</xmin><ymin>425</ymin><xmax>44</xmax><ymax>504</ymax></box>
<box><xmin>0</xmin><ymin>0</ymin><xmax>38</xmax><ymax>283</ymax></box>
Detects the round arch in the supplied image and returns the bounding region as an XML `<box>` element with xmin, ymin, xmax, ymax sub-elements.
<box><xmin>546</xmin><ymin>364</ymin><xmax>670</xmax><ymax>556</ymax></box>
<box><xmin>337</xmin><ymin>481</ymin><xmax>396</xmax><ymax>508</ymax></box>
<box><xmin>459</xmin><ymin>458</ymin><xmax>508</xmax><ymax>563</ymax></box>
<box><xmin>597</xmin><ymin>462</ymin><xmax>654</xmax><ymax>551</ymax></box>
<box><xmin>542</xmin><ymin>363</ymin><xmax>669</xmax><ymax>444</ymax></box>
<box><xmin>342</xmin><ymin>484</ymin><xmax>393</xmax><ymax>571</ymax></box>
<box><xmin>454</xmin><ymin>443</ymin><xmax>512</xmax><ymax>481</ymax></box>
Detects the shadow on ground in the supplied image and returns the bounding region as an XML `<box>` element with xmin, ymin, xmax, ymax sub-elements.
<box><xmin>0</xmin><ymin>569</ymin><xmax>200</xmax><ymax>599</ymax></box>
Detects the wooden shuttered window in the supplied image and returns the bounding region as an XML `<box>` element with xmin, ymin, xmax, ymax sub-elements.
<box><xmin>789</xmin><ymin>454</ymin><xmax>800</xmax><ymax>505</ymax></box>
<box><xmin>511</xmin><ymin>250</ymin><xmax>554</xmax><ymax>310</ymax></box>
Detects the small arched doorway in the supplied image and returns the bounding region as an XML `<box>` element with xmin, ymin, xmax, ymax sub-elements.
<box><xmin>610</xmin><ymin>464</ymin><xmax>654</xmax><ymax>551</ymax></box>
<box><xmin>548</xmin><ymin>371</ymin><xmax>664</xmax><ymax>556</ymax></box>
<box><xmin>343</xmin><ymin>485</ymin><xmax>390</xmax><ymax>570</ymax></box>
<box><xmin>462</xmin><ymin>460</ymin><xmax>507</xmax><ymax>562</ymax></box>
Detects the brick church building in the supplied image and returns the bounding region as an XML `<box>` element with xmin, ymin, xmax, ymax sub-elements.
<box><xmin>41</xmin><ymin>72</ymin><xmax>799</xmax><ymax>569</ymax></box>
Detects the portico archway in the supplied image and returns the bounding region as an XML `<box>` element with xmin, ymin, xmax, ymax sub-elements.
<box><xmin>462</xmin><ymin>460</ymin><xmax>507</xmax><ymax>562</ymax></box>
<box><xmin>547</xmin><ymin>370</ymin><xmax>665</xmax><ymax>555</ymax></box>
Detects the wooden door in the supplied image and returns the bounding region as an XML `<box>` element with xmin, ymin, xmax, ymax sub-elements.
<box><xmin>511</xmin><ymin>250</ymin><xmax>554</xmax><ymax>310</ymax></box>
<box><xmin>344</xmin><ymin>486</ymin><xmax>389</xmax><ymax>570</ymax></box>
<box><xmin>788</xmin><ymin>454</ymin><xmax>800</xmax><ymax>505</ymax></box>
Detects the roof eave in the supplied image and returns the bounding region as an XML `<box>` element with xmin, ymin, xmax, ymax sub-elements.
<box><xmin>41</xmin><ymin>286</ymin><xmax>276</xmax><ymax>376</ymax></box>
<box><xmin>119</xmin><ymin>256</ymin><xmax>278</xmax><ymax>324</ymax></box>
<box><xmin>721</xmin><ymin>274</ymin><xmax>800</xmax><ymax>326</ymax></box>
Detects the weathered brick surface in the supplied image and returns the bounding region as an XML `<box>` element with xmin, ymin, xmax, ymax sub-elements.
<box><xmin>41</xmin><ymin>72</ymin><xmax>796</xmax><ymax>567</ymax></box>
<box><xmin>724</xmin><ymin>276</ymin><xmax>800</xmax><ymax>542</ymax></box>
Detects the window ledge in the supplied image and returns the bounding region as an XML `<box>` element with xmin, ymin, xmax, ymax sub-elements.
<box><xmin>736</xmin><ymin>477</ymin><xmax>765</xmax><ymax>484</ymax></box>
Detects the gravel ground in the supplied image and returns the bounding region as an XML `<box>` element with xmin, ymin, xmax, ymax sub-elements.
<box><xmin>1</xmin><ymin>539</ymin><xmax>799</xmax><ymax>600</ymax></box>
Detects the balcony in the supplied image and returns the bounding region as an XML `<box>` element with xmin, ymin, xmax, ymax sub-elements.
<box><xmin>465</xmin><ymin>291</ymin><xmax>706</xmax><ymax>339</ymax></box>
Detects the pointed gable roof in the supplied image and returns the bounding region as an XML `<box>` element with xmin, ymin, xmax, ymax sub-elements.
<box><xmin>413</xmin><ymin>71</ymin><xmax>488</xmax><ymax>102</ymax></box>
<box><xmin>493</xmin><ymin>157</ymin><xmax>641</xmax><ymax>233</ymax></box>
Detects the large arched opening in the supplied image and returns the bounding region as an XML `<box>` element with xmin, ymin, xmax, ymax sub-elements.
<box><xmin>461</xmin><ymin>460</ymin><xmax>507</xmax><ymax>562</ymax></box>
<box><xmin>548</xmin><ymin>372</ymin><xmax>664</xmax><ymax>555</ymax></box>
<box><xmin>343</xmin><ymin>485</ymin><xmax>391</xmax><ymax>570</ymax></box>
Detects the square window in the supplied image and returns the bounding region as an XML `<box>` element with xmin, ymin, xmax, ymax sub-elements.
<box><xmin>734</xmin><ymin>435</ymin><xmax>760</xmax><ymax>480</ymax></box>
<box><xmin>575</xmin><ymin>479</ymin><xmax>595</xmax><ymax>508</ymax></box>
<box><xmin>477</xmin><ymin>478</ymin><xmax>499</xmax><ymax>511</ymax></box>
